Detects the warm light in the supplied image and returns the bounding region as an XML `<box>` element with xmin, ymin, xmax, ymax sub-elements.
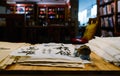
<box><xmin>16</xmin><ymin>4</ymin><xmax>21</xmax><ymax>7</ymax></box>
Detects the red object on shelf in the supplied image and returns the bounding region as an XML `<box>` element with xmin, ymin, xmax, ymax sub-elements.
<box><xmin>48</xmin><ymin>11</ymin><xmax>55</xmax><ymax>14</ymax></box>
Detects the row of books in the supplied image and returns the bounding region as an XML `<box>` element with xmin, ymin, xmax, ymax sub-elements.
<box><xmin>116</xmin><ymin>15</ymin><xmax>120</xmax><ymax>31</ymax></box>
<box><xmin>101</xmin><ymin>16</ymin><xmax>114</xmax><ymax>28</ymax></box>
<box><xmin>99</xmin><ymin>2</ymin><xmax>115</xmax><ymax>15</ymax></box>
<box><xmin>100</xmin><ymin>0</ymin><xmax>113</xmax><ymax>5</ymax></box>
<box><xmin>48</xmin><ymin>8</ymin><xmax>65</xmax><ymax>12</ymax></box>
<box><xmin>118</xmin><ymin>15</ymin><xmax>120</xmax><ymax>23</ymax></box>
<box><xmin>101</xmin><ymin>30</ymin><xmax>113</xmax><ymax>37</ymax></box>
<box><xmin>118</xmin><ymin>1</ymin><xmax>120</xmax><ymax>12</ymax></box>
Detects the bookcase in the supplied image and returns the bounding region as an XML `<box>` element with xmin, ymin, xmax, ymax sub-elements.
<box><xmin>0</xmin><ymin>2</ymin><xmax>74</xmax><ymax>43</ymax></box>
<box><xmin>0</xmin><ymin>14</ymin><xmax>25</xmax><ymax>42</ymax></box>
<box><xmin>116</xmin><ymin>0</ymin><xmax>120</xmax><ymax>35</ymax></box>
<box><xmin>97</xmin><ymin>0</ymin><xmax>120</xmax><ymax>36</ymax></box>
<box><xmin>7</xmin><ymin>4</ymin><xmax>69</xmax><ymax>26</ymax></box>
<box><xmin>7</xmin><ymin>3</ymin><xmax>36</xmax><ymax>26</ymax></box>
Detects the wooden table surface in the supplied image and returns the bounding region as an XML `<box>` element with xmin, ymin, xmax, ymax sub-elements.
<box><xmin>0</xmin><ymin>51</ymin><xmax>120</xmax><ymax>76</ymax></box>
<box><xmin>5</xmin><ymin>52</ymin><xmax>120</xmax><ymax>71</ymax></box>
<box><xmin>0</xmin><ymin>42</ymin><xmax>120</xmax><ymax>76</ymax></box>
<box><xmin>0</xmin><ymin>42</ymin><xmax>119</xmax><ymax>71</ymax></box>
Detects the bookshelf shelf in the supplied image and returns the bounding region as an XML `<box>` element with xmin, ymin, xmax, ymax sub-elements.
<box><xmin>0</xmin><ymin>2</ymin><xmax>72</xmax><ymax>43</ymax></box>
<box><xmin>37</xmin><ymin>5</ymin><xmax>66</xmax><ymax>25</ymax></box>
<box><xmin>7</xmin><ymin>4</ymin><xmax>36</xmax><ymax>26</ymax></box>
<box><xmin>100</xmin><ymin>0</ymin><xmax>114</xmax><ymax>6</ymax></box>
<box><xmin>100</xmin><ymin>14</ymin><xmax>114</xmax><ymax>17</ymax></box>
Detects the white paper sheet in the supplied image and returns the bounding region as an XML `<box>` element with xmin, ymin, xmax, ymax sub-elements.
<box><xmin>87</xmin><ymin>37</ymin><xmax>120</xmax><ymax>66</ymax></box>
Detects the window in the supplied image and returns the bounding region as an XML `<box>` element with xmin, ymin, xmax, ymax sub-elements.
<box><xmin>78</xmin><ymin>10</ymin><xmax>87</xmax><ymax>26</ymax></box>
<box><xmin>78</xmin><ymin>0</ymin><xmax>97</xmax><ymax>26</ymax></box>
<box><xmin>91</xmin><ymin>4</ymin><xmax>97</xmax><ymax>18</ymax></box>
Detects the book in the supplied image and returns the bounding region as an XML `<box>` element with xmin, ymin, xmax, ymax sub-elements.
<box><xmin>108</xmin><ymin>17</ymin><xmax>114</xmax><ymax>28</ymax></box>
<box><xmin>118</xmin><ymin>1</ymin><xmax>120</xmax><ymax>12</ymax></box>
<box><xmin>103</xmin><ymin>6</ymin><xmax>107</xmax><ymax>15</ymax></box>
<box><xmin>104</xmin><ymin>0</ymin><xmax>109</xmax><ymax>3</ymax></box>
<box><xmin>101</xmin><ymin>18</ymin><xmax>105</xmax><ymax>27</ymax></box>
<box><xmin>111</xmin><ymin>2</ymin><xmax>115</xmax><ymax>13</ymax></box>
<box><xmin>101</xmin><ymin>30</ymin><xmax>113</xmax><ymax>37</ymax></box>
<box><xmin>100</xmin><ymin>7</ymin><xmax>103</xmax><ymax>15</ymax></box>
<box><xmin>104</xmin><ymin>17</ymin><xmax>109</xmax><ymax>27</ymax></box>
<box><xmin>107</xmin><ymin>4</ymin><xmax>112</xmax><ymax>14</ymax></box>
<box><xmin>100</xmin><ymin>0</ymin><xmax>104</xmax><ymax>5</ymax></box>
<box><xmin>117</xmin><ymin>15</ymin><xmax>120</xmax><ymax>31</ymax></box>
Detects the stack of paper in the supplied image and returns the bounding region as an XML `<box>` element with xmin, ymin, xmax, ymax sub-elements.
<box><xmin>86</xmin><ymin>37</ymin><xmax>120</xmax><ymax>66</ymax></box>
<box><xmin>16</xmin><ymin>56</ymin><xmax>85</xmax><ymax>68</ymax></box>
<box><xmin>0</xmin><ymin>41</ymin><xmax>29</xmax><ymax>69</ymax></box>
<box><xmin>10</xmin><ymin>43</ymin><xmax>91</xmax><ymax>68</ymax></box>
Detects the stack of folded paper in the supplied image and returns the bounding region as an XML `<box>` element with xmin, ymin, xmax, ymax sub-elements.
<box><xmin>10</xmin><ymin>43</ymin><xmax>91</xmax><ymax>68</ymax></box>
<box><xmin>0</xmin><ymin>41</ymin><xmax>29</xmax><ymax>69</ymax></box>
<box><xmin>16</xmin><ymin>56</ymin><xmax>85</xmax><ymax>68</ymax></box>
<box><xmin>86</xmin><ymin>37</ymin><xmax>120</xmax><ymax>66</ymax></box>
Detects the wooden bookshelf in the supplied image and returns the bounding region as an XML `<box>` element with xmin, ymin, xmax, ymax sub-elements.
<box><xmin>97</xmin><ymin>0</ymin><xmax>120</xmax><ymax>36</ymax></box>
<box><xmin>6</xmin><ymin>3</ymin><xmax>36</xmax><ymax>26</ymax></box>
<box><xmin>6</xmin><ymin>3</ymin><xmax>69</xmax><ymax>26</ymax></box>
<box><xmin>0</xmin><ymin>14</ymin><xmax>25</xmax><ymax>42</ymax></box>
<box><xmin>0</xmin><ymin>2</ymin><xmax>75</xmax><ymax>43</ymax></box>
<box><xmin>115</xmin><ymin>0</ymin><xmax>120</xmax><ymax>35</ymax></box>
<box><xmin>37</xmin><ymin>4</ymin><xmax>67</xmax><ymax>25</ymax></box>
<box><xmin>0</xmin><ymin>13</ymin><xmax>75</xmax><ymax>43</ymax></box>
